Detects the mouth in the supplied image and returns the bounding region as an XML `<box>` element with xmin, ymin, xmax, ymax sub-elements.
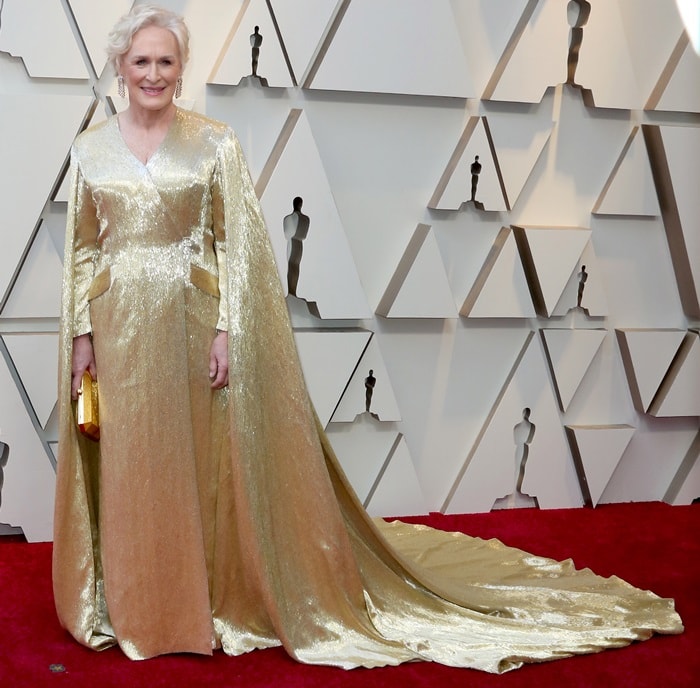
<box><xmin>141</xmin><ymin>86</ymin><xmax>166</xmax><ymax>96</ymax></box>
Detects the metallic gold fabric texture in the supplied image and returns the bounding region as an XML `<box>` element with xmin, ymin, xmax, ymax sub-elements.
<box><xmin>53</xmin><ymin>108</ymin><xmax>683</xmax><ymax>672</ymax></box>
<box><xmin>76</xmin><ymin>371</ymin><xmax>99</xmax><ymax>441</ymax></box>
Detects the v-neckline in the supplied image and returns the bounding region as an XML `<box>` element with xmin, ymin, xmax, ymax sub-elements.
<box><xmin>115</xmin><ymin>107</ymin><xmax>179</xmax><ymax>168</ymax></box>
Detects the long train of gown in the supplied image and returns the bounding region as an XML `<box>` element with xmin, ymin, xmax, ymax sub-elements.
<box><xmin>53</xmin><ymin>108</ymin><xmax>682</xmax><ymax>671</ymax></box>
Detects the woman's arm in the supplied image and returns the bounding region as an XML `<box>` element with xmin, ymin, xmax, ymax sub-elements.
<box><xmin>71</xmin><ymin>333</ymin><xmax>96</xmax><ymax>400</ymax></box>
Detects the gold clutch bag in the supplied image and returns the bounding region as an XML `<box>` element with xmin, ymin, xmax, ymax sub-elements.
<box><xmin>77</xmin><ymin>371</ymin><xmax>100</xmax><ymax>441</ymax></box>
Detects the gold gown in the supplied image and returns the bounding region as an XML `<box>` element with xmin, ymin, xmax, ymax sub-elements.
<box><xmin>53</xmin><ymin>108</ymin><xmax>682</xmax><ymax>671</ymax></box>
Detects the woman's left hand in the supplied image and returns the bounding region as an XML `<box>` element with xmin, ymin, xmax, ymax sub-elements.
<box><xmin>209</xmin><ymin>330</ymin><xmax>229</xmax><ymax>389</ymax></box>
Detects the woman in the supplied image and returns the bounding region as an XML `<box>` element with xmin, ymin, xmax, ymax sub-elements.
<box><xmin>53</xmin><ymin>4</ymin><xmax>682</xmax><ymax>670</ymax></box>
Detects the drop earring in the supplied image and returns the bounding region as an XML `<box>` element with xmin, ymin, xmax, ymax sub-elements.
<box><xmin>117</xmin><ymin>75</ymin><xmax>125</xmax><ymax>98</ymax></box>
<box><xmin>175</xmin><ymin>75</ymin><xmax>183</xmax><ymax>99</ymax></box>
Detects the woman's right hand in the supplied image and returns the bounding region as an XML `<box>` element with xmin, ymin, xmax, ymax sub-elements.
<box><xmin>71</xmin><ymin>333</ymin><xmax>97</xmax><ymax>401</ymax></box>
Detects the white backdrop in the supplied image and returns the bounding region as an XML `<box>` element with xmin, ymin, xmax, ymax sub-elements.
<box><xmin>0</xmin><ymin>0</ymin><xmax>698</xmax><ymax>541</ymax></box>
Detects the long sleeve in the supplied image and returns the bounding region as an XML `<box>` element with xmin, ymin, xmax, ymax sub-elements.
<box><xmin>67</xmin><ymin>154</ymin><xmax>99</xmax><ymax>336</ymax></box>
<box><xmin>211</xmin><ymin>138</ymin><xmax>232</xmax><ymax>332</ymax></box>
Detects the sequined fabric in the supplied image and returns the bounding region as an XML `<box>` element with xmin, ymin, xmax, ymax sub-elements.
<box><xmin>53</xmin><ymin>108</ymin><xmax>683</xmax><ymax>671</ymax></box>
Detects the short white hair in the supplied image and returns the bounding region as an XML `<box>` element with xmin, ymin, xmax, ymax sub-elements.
<box><xmin>107</xmin><ymin>3</ymin><xmax>190</xmax><ymax>74</ymax></box>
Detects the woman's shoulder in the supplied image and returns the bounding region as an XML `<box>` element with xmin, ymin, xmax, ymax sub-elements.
<box><xmin>72</xmin><ymin>115</ymin><xmax>116</xmax><ymax>153</ymax></box>
<box><xmin>178</xmin><ymin>108</ymin><xmax>235</xmax><ymax>144</ymax></box>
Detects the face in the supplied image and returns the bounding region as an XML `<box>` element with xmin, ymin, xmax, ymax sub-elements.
<box><xmin>120</xmin><ymin>25</ymin><xmax>181</xmax><ymax>112</ymax></box>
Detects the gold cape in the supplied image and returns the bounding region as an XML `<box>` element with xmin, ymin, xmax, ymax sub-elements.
<box><xmin>53</xmin><ymin>108</ymin><xmax>682</xmax><ymax>671</ymax></box>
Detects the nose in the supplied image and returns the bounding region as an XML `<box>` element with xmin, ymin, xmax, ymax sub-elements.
<box><xmin>147</xmin><ymin>61</ymin><xmax>158</xmax><ymax>82</ymax></box>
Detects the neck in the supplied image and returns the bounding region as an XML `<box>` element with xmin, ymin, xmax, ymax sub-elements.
<box><xmin>121</xmin><ymin>102</ymin><xmax>177</xmax><ymax>130</ymax></box>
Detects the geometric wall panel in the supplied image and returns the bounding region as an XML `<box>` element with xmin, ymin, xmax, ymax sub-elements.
<box><xmin>365</xmin><ymin>435</ymin><xmax>428</xmax><ymax>518</ymax></box>
<box><xmin>0</xmin><ymin>0</ymin><xmax>88</xmax><ymax>78</ymax></box>
<box><xmin>1</xmin><ymin>1</ymin><xmax>698</xmax><ymax>524</ymax></box>
<box><xmin>648</xmin><ymin>330</ymin><xmax>700</xmax><ymax>417</ymax></box>
<box><xmin>2</xmin><ymin>333</ymin><xmax>58</xmax><ymax>429</ymax></box>
<box><xmin>209</xmin><ymin>0</ymin><xmax>294</xmax><ymax>87</ymax></box>
<box><xmin>326</xmin><ymin>416</ymin><xmax>401</xmax><ymax>506</ymax></box>
<box><xmin>550</xmin><ymin>240</ymin><xmax>609</xmax><ymax>318</ymax></box>
<box><xmin>293</xmin><ymin>329</ymin><xmax>371</xmax><ymax>427</ymax></box>
<box><xmin>331</xmin><ymin>336</ymin><xmax>401</xmax><ymax>422</ymax></box>
<box><xmin>513</xmin><ymin>226</ymin><xmax>591</xmax><ymax>317</ymax></box>
<box><xmin>511</xmin><ymin>87</ymin><xmax>633</xmax><ymax>228</ymax></box>
<box><xmin>309</xmin><ymin>0</ymin><xmax>474</xmax><ymax>98</ymax></box>
<box><xmin>576</xmin><ymin>0</ymin><xmax>684</xmax><ymax>110</ymax></box>
<box><xmin>593</xmin><ymin>126</ymin><xmax>660</xmax><ymax>217</ymax></box>
<box><xmin>258</xmin><ymin>109</ymin><xmax>372</xmax><ymax>318</ymax></box>
<box><xmin>452</xmin><ymin>0</ymin><xmax>532</xmax><ymax>97</ymax></box>
<box><xmin>0</xmin><ymin>351</ymin><xmax>55</xmax><ymax>542</ymax></box>
<box><xmin>270</xmin><ymin>0</ymin><xmax>339</xmax><ymax>86</ymax></box>
<box><xmin>654</xmin><ymin>38</ymin><xmax>700</xmax><ymax>113</ymax></box>
<box><xmin>541</xmin><ymin>329</ymin><xmax>607</xmax><ymax>412</ymax></box>
<box><xmin>376</xmin><ymin>225</ymin><xmax>457</xmax><ymax>319</ymax></box>
<box><xmin>565</xmin><ymin>424</ymin><xmax>635</xmax><ymax>507</ymax></box>
<box><xmin>443</xmin><ymin>333</ymin><xmax>583</xmax><ymax>513</ymax></box>
<box><xmin>484</xmin><ymin>0</ymin><xmax>568</xmax><ymax>103</ymax></box>
<box><xmin>428</xmin><ymin>116</ymin><xmax>507</xmax><ymax>211</ymax></box>
<box><xmin>484</xmin><ymin>110</ymin><xmax>553</xmax><ymax>211</ymax></box>
<box><xmin>67</xmin><ymin>0</ymin><xmax>132</xmax><ymax>75</ymax></box>
<box><xmin>460</xmin><ymin>227</ymin><xmax>536</xmax><ymax>318</ymax></box>
<box><xmin>675</xmin><ymin>0</ymin><xmax>700</xmax><ymax>54</ymax></box>
<box><xmin>663</xmin><ymin>429</ymin><xmax>700</xmax><ymax>505</ymax></box>
<box><xmin>615</xmin><ymin>329</ymin><xmax>687</xmax><ymax>413</ymax></box>
<box><xmin>0</xmin><ymin>93</ymin><xmax>93</xmax><ymax>307</ymax></box>
<box><xmin>657</xmin><ymin>125</ymin><xmax>700</xmax><ymax>318</ymax></box>
<box><xmin>1</xmin><ymin>221</ymin><xmax>63</xmax><ymax>319</ymax></box>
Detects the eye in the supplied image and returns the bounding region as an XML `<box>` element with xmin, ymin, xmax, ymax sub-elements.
<box><xmin>161</xmin><ymin>59</ymin><xmax>172</xmax><ymax>65</ymax></box>
<box><xmin>135</xmin><ymin>58</ymin><xmax>147</xmax><ymax>66</ymax></box>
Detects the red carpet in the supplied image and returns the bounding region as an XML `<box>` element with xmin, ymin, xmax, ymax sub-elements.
<box><xmin>1</xmin><ymin>502</ymin><xmax>697</xmax><ymax>687</ymax></box>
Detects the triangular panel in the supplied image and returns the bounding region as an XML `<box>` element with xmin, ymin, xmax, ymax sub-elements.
<box><xmin>377</xmin><ymin>225</ymin><xmax>457</xmax><ymax>319</ymax></box>
<box><xmin>0</xmin><ymin>0</ymin><xmax>87</xmax><ymax>78</ymax></box>
<box><xmin>650</xmin><ymin>331</ymin><xmax>700</xmax><ymax>417</ymax></box>
<box><xmin>68</xmin><ymin>0</ymin><xmax>132</xmax><ymax>75</ymax></box>
<box><xmin>259</xmin><ymin>110</ymin><xmax>371</xmax><ymax>318</ymax></box>
<box><xmin>325</xmin><ymin>417</ymin><xmax>399</xmax><ymax>504</ymax></box>
<box><xmin>428</xmin><ymin>117</ymin><xmax>506</xmax><ymax>211</ymax></box>
<box><xmin>550</xmin><ymin>240</ymin><xmax>609</xmax><ymax>317</ymax></box>
<box><xmin>659</xmin><ymin>125</ymin><xmax>700</xmax><ymax>316</ymax></box>
<box><xmin>444</xmin><ymin>333</ymin><xmax>582</xmax><ymax>514</ymax></box>
<box><xmin>270</xmin><ymin>0</ymin><xmax>338</xmax><ymax>85</ymax></box>
<box><xmin>209</xmin><ymin>0</ymin><xmax>293</xmax><ymax>87</ymax></box>
<box><xmin>461</xmin><ymin>227</ymin><xmax>536</xmax><ymax>318</ymax></box>
<box><xmin>655</xmin><ymin>39</ymin><xmax>700</xmax><ymax>113</ymax></box>
<box><xmin>454</xmin><ymin>0</ymin><xmax>532</xmax><ymax>99</ymax></box>
<box><xmin>669</xmin><ymin>452</ymin><xmax>700</xmax><ymax>504</ymax></box>
<box><xmin>3</xmin><ymin>333</ymin><xmax>59</xmax><ymax>428</ymax></box>
<box><xmin>575</xmin><ymin>0</ymin><xmax>670</xmax><ymax>110</ymax></box>
<box><xmin>366</xmin><ymin>436</ymin><xmax>428</xmax><ymax>518</ymax></box>
<box><xmin>594</xmin><ymin>127</ymin><xmax>659</xmax><ymax>216</ymax></box>
<box><xmin>0</xmin><ymin>354</ymin><xmax>56</xmax><ymax>542</ymax></box>
<box><xmin>331</xmin><ymin>336</ymin><xmax>401</xmax><ymax>422</ymax></box>
<box><xmin>484</xmin><ymin>111</ymin><xmax>553</xmax><ymax>210</ymax></box>
<box><xmin>567</xmin><ymin>425</ymin><xmax>635</xmax><ymax>506</ymax></box>
<box><xmin>2</xmin><ymin>222</ymin><xmax>63</xmax><ymax>319</ymax></box>
<box><xmin>664</xmin><ymin>431</ymin><xmax>700</xmax><ymax>506</ymax></box>
<box><xmin>541</xmin><ymin>329</ymin><xmax>607</xmax><ymax>412</ymax></box>
<box><xmin>309</xmin><ymin>0</ymin><xmax>473</xmax><ymax>97</ymax></box>
<box><xmin>485</xmin><ymin>0</ymin><xmax>568</xmax><ymax>103</ymax></box>
<box><xmin>616</xmin><ymin>329</ymin><xmax>686</xmax><ymax>412</ymax></box>
<box><xmin>293</xmin><ymin>329</ymin><xmax>371</xmax><ymax>427</ymax></box>
<box><xmin>520</xmin><ymin>226</ymin><xmax>591</xmax><ymax>317</ymax></box>
<box><xmin>0</xmin><ymin>93</ymin><xmax>93</xmax><ymax>306</ymax></box>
